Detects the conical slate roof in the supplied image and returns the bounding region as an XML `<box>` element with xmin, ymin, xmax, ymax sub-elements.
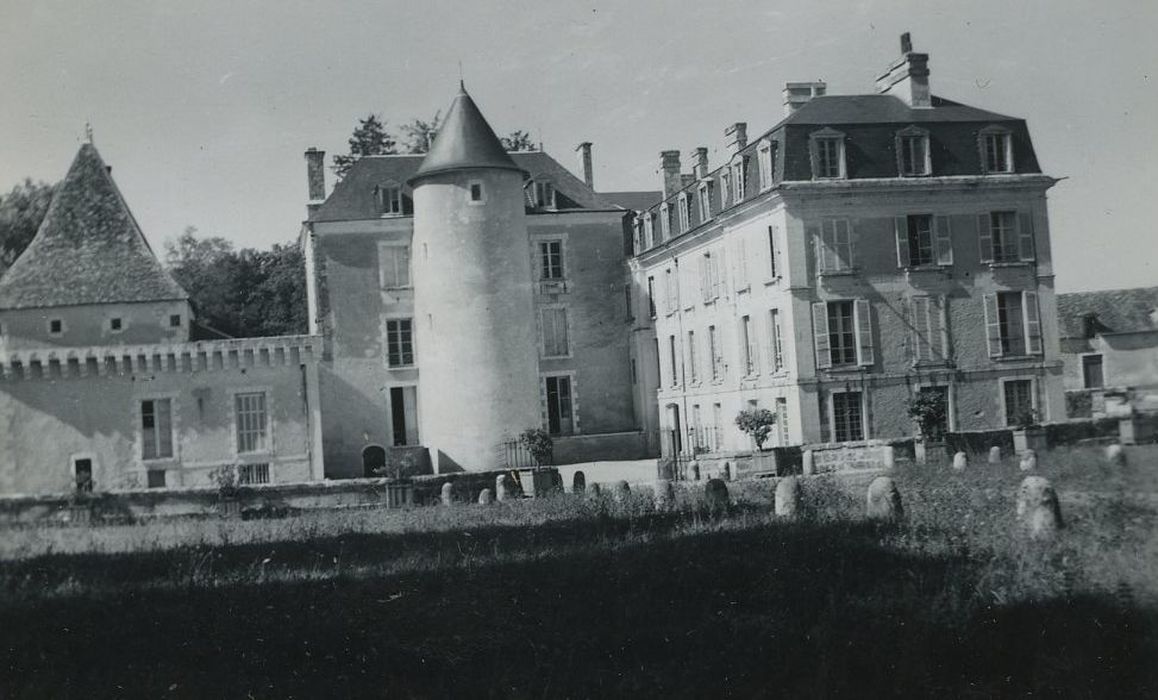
<box><xmin>0</xmin><ymin>143</ymin><xmax>188</xmax><ymax>310</ymax></box>
<box><xmin>410</xmin><ymin>84</ymin><xmax>525</xmax><ymax>183</ymax></box>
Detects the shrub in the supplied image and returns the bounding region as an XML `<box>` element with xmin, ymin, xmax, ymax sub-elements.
<box><xmin>735</xmin><ymin>409</ymin><xmax>777</xmax><ymax>451</ymax></box>
<box><xmin>518</xmin><ymin>428</ymin><xmax>554</xmax><ymax>466</ymax></box>
<box><xmin>908</xmin><ymin>391</ymin><xmax>948</xmax><ymax>441</ymax></box>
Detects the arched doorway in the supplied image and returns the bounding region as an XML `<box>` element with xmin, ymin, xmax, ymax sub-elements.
<box><xmin>362</xmin><ymin>445</ymin><xmax>386</xmax><ymax>478</ymax></box>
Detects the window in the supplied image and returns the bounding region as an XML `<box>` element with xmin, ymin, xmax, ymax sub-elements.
<box><xmin>896</xmin><ymin>214</ymin><xmax>953</xmax><ymax>267</ymax></box>
<box><xmin>623</xmin><ymin>284</ymin><xmax>633</xmax><ymax>321</ymax></box>
<box><xmin>810</xmin><ymin>129</ymin><xmax>846</xmax><ymax>179</ymax></box>
<box><xmin>647</xmin><ymin>276</ymin><xmax>657</xmax><ymax>318</ymax></box>
<box><xmin>375</xmin><ymin>185</ymin><xmax>403</xmax><ymax>215</ymax></box>
<box><xmin>235</xmin><ymin>392</ymin><xmax>269</xmax><ymax>454</ymax></box>
<box><xmin>109</xmin><ymin>317</ymin><xmax>123</xmax><ymax>332</ymax></box>
<box><xmin>897</xmin><ymin>128</ymin><xmax>931</xmax><ymax>176</ymax></box>
<box><xmin>733</xmin><ymin>237</ymin><xmax>749</xmax><ymax>291</ymax></box>
<box><xmin>741</xmin><ymin>315</ymin><xmax>757</xmax><ymax>375</ymax></box>
<box><xmin>541</xmin><ymin>307</ymin><xmax>570</xmax><ymax>357</ymax></box>
<box><xmin>643</xmin><ymin>214</ymin><xmax>654</xmax><ymax>249</ymax></box>
<box><xmin>48</xmin><ymin>318</ymin><xmax>63</xmax><ymax>336</ymax></box>
<box><xmin>469</xmin><ymin>181</ymin><xmax>484</xmax><ymax>203</ymax></box>
<box><xmin>732</xmin><ymin>158</ymin><xmax>747</xmax><ymax>204</ymax></box>
<box><xmin>544</xmin><ymin>375</ymin><xmax>574</xmax><ymax>435</ymax></box>
<box><xmin>980</xmin><ymin>128</ymin><xmax>1013</xmax><ymax>173</ymax></box>
<box><xmin>668</xmin><ymin>335</ymin><xmax>679</xmax><ymax>386</ymax></box>
<box><xmin>687</xmin><ymin>330</ymin><xmax>698</xmax><ymax>383</ymax></box>
<box><xmin>713</xmin><ymin>403</ymin><xmax>723</xmax><ymax>451</ymax></box>
<box><xmin>141</xmin><ymin>398</ymin><xmax>174</xmax><ymax>460</ymax></box>
<box><xmin>169</xmin><ymin>314</ymin><xmax>182</xmax><ymax>328</ymax></box>
<box><xmin>813</xmin><ymin>299</ymin><xmax>874</xmax><ymax>369</ymax></box>
<box><xmin>979</xmin><ymin>211</ymin><xmax>1033</xmax><ymax>264</ymax></box>
<box><xmin>632</xmin><ymin>218</ymin><xmax>643</xmax><ymax>254</ymax></box>
<box><xmin>664</xmin><ymin>268</ymin><xmax>677</xmax><ymax>314</ymax></box>
<box><xmin>1083</xmin><ymin>354</ymin><xmax>1104</xmax><ymax>389</ymax></box>
<box><xmin>146</xmin><ymin>470</ymin><xmax>166</xmax><ymax>489</ymax></box>
<box><xmin>677</xmin><ymin>194</ymin><xmax>690</xmax><ymax>233</ymax></box>
<box><xmin>659</xmin><ymin>204</ymin><xmax>671</xmax><ymax>239</ymax></box>
<box><xmin>698</xmin><ymin>182</ymin><xmax>712</xmax><ymax>221</ymax></box>
<box><xmin>238</xmin><ymin>463</ymin><xmax>270</xmax><ymax>485</ymax></box>
<box><xmin>699</xmin><ymin>252</ymin><xmax>716</xmax><ymax>302</ymax></box>
<box><xmin>1003</xmin><ymin>379</ymin><xmax>1034</xmax><ymax>427</ymax></box>
<box><xmin>909</xmin><ymin>295</ymin><xmax>947</xmax><ymax>363</ymax></box>
<box><xmin>386</xmin><ymin>319</ymin><xmax>415</xmax><ymax>366</ymax></box>
<box><xmin>815</xmin><ymin>219</ymin><xmax>855</xmax><ymax>273</ymax></box>
<box><xmin>832</xmin><ymin>391</ymin><xmax>865</xmax><ymax>442</ymax></box>
<box><xmin>73</xmin><ymin>458</ymin><xmax>93</xmax><ymax>493</ymax></box>
<box><xmin>758</xmin><ymin>141</ymin><xmax>773</xmax><ymax>190</ymax></box>
<box><xmin>984</xmin><ymin>291</ymin><xmax>1042</xmax><ymax>357</ymax></box>
<box><xmin>380</xmin><ymin>245</ymin><xmax>411</xmax><ymax>289</ymax></box>
<box><xmin>530</xmin><ymin>180</ymin><xmax>555</xmax><ymax>209</ymax></box>
<box><xmin>769</xmin><ymin>308</ymin><xmax>784</xmax><ymax>372</ymax></box>
<box><xmin>709</xmin><ymin>325</ymin><xmax>723</xmax><ymax>380</ymax></box>
<box><xmin>719</xmin><ymin>170</ymin><xmax>730</xmax><ymax>209</ymax></box>
<box><xmin>766</xmin><ymin>226</ymin><xmax>778</xmax><ymax>279</ymax></box>
<box><xmin>539</xmin><ymin>240</ymin><xmax>564</xmax><ymax>280</ymax></box>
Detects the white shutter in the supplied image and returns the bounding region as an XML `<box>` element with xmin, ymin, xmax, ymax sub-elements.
<box><xmin>1024</xmin><ymin>291</ymin><xmax>1042</xmax><ymax>354</ymax></box>
<box><xmin>911</xmin><ymin>296</ymin><xmax>931</xmax><ymax>361</ymax></box>
<box><xmin>734</xmin><ymin>237</ymin><xmax>748</xmax><ymax>291</ymax></box>
<box><xmin>717</xmin><ymin>246</ymin><xmax>727</xmax><ymax>298</ymax></box>
<box><xmin>978</xmin><ymin>213</ymin><xmax>994</xmax><ymax>264</ymax></box>
<box><xmin>1018</xmin><ymin>211</ymin><xmax>1036</xmax><ymax>262</ymax></box>
<box><xmin>895</xmin><ymin>216</ymin><xmax>910</xmax><ymax>268</ymax></box>
<box><xmin>812</xmin><ymin>302</ymin><xmax>831</xmax><ymax>369</ymax></box>
<box><xmin>855</xmin><ymin>299</ymin><xmax>874</xmax><ymax>366</ymax></box>
<box><xmin>983</xmin><ymin>293</ymin><xmax>1002</xmax><ymax>357</ymax></box>
<box><xmin>807</xmin><ymin>223</ymin><xmax>823</xmax><ymax>275</ymax></box>
<box><xmin>847</xmin><ymin>220</ymin><xmax>858</xmax><ymax>270</ymax></box>
<box><xmin>935</xmin><ymin>216</ymin><xmax>954</xmax><ymax>266</ymax></box>
<box><xmin>929</xmin><ymin>295</ymin><xmax>945</xmax><ymax>359</ymax></box>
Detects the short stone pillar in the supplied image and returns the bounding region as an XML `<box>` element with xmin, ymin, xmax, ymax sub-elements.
<box><xmin>802</xmin><ymin>450</ymin><xmax>815</xmax><ymax>476</ymax></box>
<box><xmin>722</xmin><ymin>462</ymin><xmax>731</xmax><ymax>482</ymax></box>
<box><xmin>691</xmin><ymin>462</ymin><xmax>701</xmax><ymax>481</ymax></box>
<box><xmin>613</xmin><ymin>480</ymin><xmax>631</xmax><ymax>501</ymax></box>
<box><xmin>440</xmin><ymin>482</ymin><xmax>454</xmax><ymax>506</ymax></box>
<box><xmin>774</xmin><ymin>476</ymin><xmax>799</xmax><ymax>519</ymax></box>
<box><xmin>882</xmin><ymin>445</ymin><xmax>896</xmax><ymax>470</ymax></box>
<box><xmin>572</xmin><ymin>470</ymin><xmax>586</xmax><ymax>494</ymax></box>
<box><xmin>1017</xmin><ymin>476</ymin><xmax>1063</xmax><ymax>540</ymax></box>
<box><xmin>988</xmin><ymin>446</ymin><xmax>1002</xmax><ymax>464</ymax></box>
<box><xmin>1019</xmin><ymin>449</ymin><xmax>1037</xmax><ymax>472</ymax></box>
<box><xmin>952</xmin><ymin>451</ymin><xmax>968</xmax><ymax>471</ymax></box>
<box><xmin>654</xmin><ymin>479</ymin><xmax>675</xmax><ymax>509</ymax></box>
<box><xmin>866</xmin><ymin>476</ymin><xmax>903</xmax><ymax>521</ymax></box>
<box><xmin>1106</xmin><ymin>443</ymin><xmax>1126</xmax><ymax>466</ymax></box>
<box><xmin>704</xmin><ymin>478</ymin><xmax>729</xmax><ymax>511</ymax></box>
<box><xmin>477</xmin><ymin>488</ymin><xmax>493</xmax><ymax>505</ymax></box>
<box><xmin>496</xmin><ymin>474</ymin><xmax>516</xmax><ymax>502</ymax></box>
<box><xmin>588</xmin><ymin>482</ymin><xmax>602</xmax><ymax>497</ymax></box>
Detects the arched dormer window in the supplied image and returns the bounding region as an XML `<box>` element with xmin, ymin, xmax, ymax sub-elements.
<box><xmin>809</xmin><ymin>127</ymin><xmax>846</xmax><ymax>180</ymax></box>
<box><xmin>896</xmin><ymin>126</ymin><xmax>931</xmax><ymax>177</ymax></box>
<box><xmin>374</xmin><ymin>182</ymin><xmax>403</xmax><ymax>216</ymax></box>
<box><xmin>978</xmin><ymin>125</ymin><xmax>1014</xmax><ymax>174</ymax></box>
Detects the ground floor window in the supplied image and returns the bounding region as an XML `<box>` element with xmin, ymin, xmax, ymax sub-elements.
<box><xmin>146</xmin><ymin>470</ymin><xmax>166</xmax><ymax>489</ymax></box>
<box><xmin>1082</xmin><ymin>354</ymin><xmax>1104</xmax><ymax>389</ymax></box>
<box><xmin>73</xmin><ymin>458</ymin><xmax>93</xmax><ymax>493</ymax></box>
<box><xmin>832</xmin><ymin>391</ymin><xmax>865</xmax><ymax>442</ymax></box>
<box><xmin>141</xmin><ymin>398</ymin><xmax>174</xmax><ymax>460</ymax></box>
<box><xmin>235</xmin><ymin>392</ymin><xmax>269</xmax><ymax>453</ymax></box>
<box><xmin>545</xmin><ymin>375</ymin><xmax>574</xmax><ymax>435</ymax></box>
<box><xmin>1003</xmin><ymin>379</ymin><xmax>1035</xmax><ymax>427</ymax></box>
<box><xmin>238</xmin><ymin>463</ymin><xmax>271</xmax><ymax>485</ymax></box>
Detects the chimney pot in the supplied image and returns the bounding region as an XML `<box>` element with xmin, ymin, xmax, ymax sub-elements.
<box><xmin>305</xmin><ymin>147</ymin><xmax>326</xmax><ymax>215</ymax></box>
<box><xmin>875</xmin><ymin>33</ymin><xmax>931</xmax><ymax>108</ymax></box>
<box><xmin>660</xmin><ymin>150</ymin><xmax>682</xmax><ymax>198</ymax></box>
<box><xmin>689</xmin><ymin>147</ymin><xmax>709</xmax><ymax>178</ymax></box>
<box><xmin>783</xmin><ymin>81</ymin><xmax>827</xmax><ymax>116</ymax></box>
<box><xmin>724</xmin><ymin>123</ymin><xmax>748</xmax><ymax>153</ymax></box>
<box><xmin>576</xmin><ymin>141</ymin><xmax>594</xmax><ymax>189</ymax></box>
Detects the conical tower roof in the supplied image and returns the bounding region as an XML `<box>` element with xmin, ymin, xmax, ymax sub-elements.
<box><xmin>0</xmin><ymin>143</ymin><xmax>188</xmax><ymax>310</ymax></box>
<box><xmin>410</xmin><ymin>84</ymin><xmax>525</xmax><ymax>183</ymax></box>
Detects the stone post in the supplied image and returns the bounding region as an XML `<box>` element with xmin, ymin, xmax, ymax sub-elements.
<box><xmin>866</xmin><ymin>476</ymin><xmax>903</xmax><ymax>521</ymax></box>
<box><xmin>952</xmin><ymin>451</ymin><xmax>968</xmax><ymax>471</ymax></box>
<box><xmin>988</xmin><ymin>446</ymin><xmax>1002</xmax><ymax>464</ymax></box>
<box><xmin>654</xmin><ymin>479</ymin><xmax>675</xmax><ymax>509</ymax></box>
<box><xmin>440</xmin><ymin>482</ymin><xmax>454</xmax><ymax>506</ymax></box>
<box><xmin>774</xmin><ymin>476</ymin><xmax>799</xmax><ymax>518</ymax></box>
<box><xmin>572</xmin><ymin>470</ymin><xmax>586</xmax><ymax>494</ymax></box>
<box><xmin>802</xmin><ymin>450</ymin><xmax>815</xmax><ymax>476</ymax></box>
<box><xmin>1019</xmin><ymin>449</ymin><xmax>1037</xmax><ymax>471</ymax></box>
<box><xmin>882</xmin><ymin>445</ymin><xmax>896</xmax><ymax>470</ymax></box>
<box><xmin>496</xmin><ymin>474</ymin><xmax>516</xmax><ymax>502</ymax></box>
<box><xmin>1016</xmin><ymin>476</ymin><xmax>1063</xmax><ymax>540</ymax></box>
<box><xmin>1105</xmin><ymin>443</ymin><xmax>1126</xmax><ymax>465</ymax></box>
<box><xmin>477</xmin><ymin>488</ymin><xmax>493</xmax><ymax>505</ymax></box>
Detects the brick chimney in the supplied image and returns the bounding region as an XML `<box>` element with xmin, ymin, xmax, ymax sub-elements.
<box><xmin>724</xmin><ymin>123</ymin><xmax>748</xmax><ymax>153</ymax></box>
<box><xmin>305</xmin><ymin>147</ymin><xmax>326</xmax><ymax>215</ymax></box>
<box><xmin>660</xmin><ymin>150</ymin><xmax>682</xmax><ymax>198</ymax></box>
<box><xmin>875</xmin><ymin>32</ymin><xmax>931</xmax><ymax>108</ymax></box>
<box><xmin>783</xmin><ymin>81</ymin><xmax>827</xmax><ymax>116</ymax></box>
<box><xmin>576</xmin><ymin>141</ymin><xmax>594</xmax><ymax>189</ymax></box>
<box><xmin>690</xmin><ymin>147</ymin><xmax>709</xmax><ymax>178</ymax></box>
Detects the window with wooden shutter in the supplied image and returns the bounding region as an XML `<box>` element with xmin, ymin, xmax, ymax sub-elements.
<box><xmin>734</xmin><ymin>237</ymin><xmax>749</xmax><ymax>291</ymax></box>
<box><xmin>819</xmin><ymin>219</ymin><xmax>854</xmax><ymax>273</ymax></box>
<box><xmin>910</xmin><ymin>296</ymin><xmax>932</xmax><ymax>361</ymax></box>
<box><xmin>1023</xmin><ymin>291</ymin><xmax>1042</xmax><ymax>354</ymax></box>
<box><xmin>854</xmin><ymin>299</ymin><xmax>874</xmax><ymax>366</ymax></box>
<box><xmin>812</xmin><ymin>302</ymin><xmax>831</xmax><ymax>369</ymax></box>
<box><xmin>978</xmin><ymin>213</ymin><xmax>994</xmax><ymax>264</ymax></box>
<box><xmin>983</xmin><ymin>293</ymin><xmax>1002</xmax><ymax>357</ymax></box>
<box><xmin>806</xmin><ymin>223</ymin><xmax>822</xmax><ymax>276</ymax></box>
<box><xmin>1018</xmin><ymin>211</ymin><xmax>1035</xmax><ymax>262</ymax></box>
<box><xmin>894</xmin><ymin>217</ymin><xmax>910</xmax><ymax>268</ymax></box>
<box><xmin>934</xmin><ymin>216</ymin><xmax>953</xmax><ymax>265</ymax></box>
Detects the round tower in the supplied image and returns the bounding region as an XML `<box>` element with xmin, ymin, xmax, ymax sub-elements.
<box><xmin>408</xmin><ymin>85</ymin><xmax>541</xmax><ymax>472</ymax></box>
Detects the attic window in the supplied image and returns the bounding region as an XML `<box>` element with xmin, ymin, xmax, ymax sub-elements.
<box><xmin>109</xmin><ymin>317</ymin><xmax>123</xmax><ymax>332</ymax></box>
<box><xmin>469</xmin><ymin>181</ymin><xmax>485</xmax><ymax>204</ymax></box>
<box><xmin>529</xmin><ymin>180</ymin><xmax>556</xmax><ymax>209</ymax></box>
<box><xmin>896</xmin><ymin>127</ymin><xmax>931</xmax><ymax>177</ymax></box>
<box><xmin>979</xmin><ymin>126</ymin><xmax>1014</xmax><ymax>174</ymax></box>
<box><xmin>48</xmin><ymin>318</ymin><xmax>64</xmax><ymax>336</ymax></box>
<box><xmin>809</xmin><ymin>128</ymin><xmax>846</xmax><ymax>180</ymax></box>
<box><xmin>374</xmin><ymin>184</ymin><xmax>403</xmax><ymax>216</ymax></box>
<box><xmin>757</xmin><ymin>140</ymin><xmax>774</xmax><ymax>190</ymax></box>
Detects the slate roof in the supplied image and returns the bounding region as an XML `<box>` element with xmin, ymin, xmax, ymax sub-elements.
<box><xmin>780</xmin><ymin>94</ymin><xmax>1016</xmax><ymax>126</ymax></box>
<box><xmin>310</xmin><ymin>151</ymin><xmax>622</xmax><ymax>223</ymax></box>
<box><xmin>0</xmin><ymin>144</ymin><xmax>188</xmax><ymax>310</ymax></box>
<box><xmin>411</xmin><ymin>84</ymin><xmax>524</xmax><ymax>182</ymax></box>
<box><xmin>1057</xmin><ymin>287</ymin><xmax>1158</xmax><ymax>338</ymax></box>
<box><xmin>601</xmin><ymin>190</ymin><xmax>663</xmax><ymax>212</ymax></box>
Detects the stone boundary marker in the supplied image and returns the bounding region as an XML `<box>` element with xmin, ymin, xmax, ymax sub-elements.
<box><xmin>572</xmin><ymin>471</ymin><xmax>586</xmax><ymax>494</ymax></box>
<box><xmin>952</xmin><ymin>452</ymin><xmax>968</xmax><ymax>471</ymax></box>
<box><xmin>654</xmin><ymin>479</ymin><xmax>675</xmax><ymax>508</ymax></box>
<box><xmin>1019</xmin><ymin>449</ymin><xmax>1037</xmax><ymax>471</ymax></box>
<box><xmin>440</xmin><ymin>482</ymin><xmax>454</xmax><ymax>506</ymax></box>
<box><xmin>477</xmin><ymin>488</ymin><xmax>493</xmax><ymax>505</ymax></box>
<box><xmin>1017</xmin><ymin>476</ymin><xmax>1063</xmax><ymax>540</ymax></box>
<box><xmin>1105</xmin><ymin>444</ymin><xmax>1126</xmax><ymax>465</ymax></box>
<box><xmin>774</xmin><ymin>477</ymin><xmax>799</xmax><ymax>518</ymax></box>
<box><xmin>866</xmin><ymin>476</ymin><xmax>903</xmax><ymax>521</ymax></box>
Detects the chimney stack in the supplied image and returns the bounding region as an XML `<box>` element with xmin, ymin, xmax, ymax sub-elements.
<box><xmin>576</xmin><ymin>141</ymin><xmax>594</xmax><ymax>189</ymax></box>
<box><xmin>305</xmin><ymin>147</ymin><xmax>326</xmax><ymax>214</ymax></box>
<box><xmin>875</xmin><ymin>32</ymin><xmax>931</xmax><ymax>108</ymax></box>
<box><xmin>690</xmin><ymin>147</ymin><xmax>709</xmax><ymax>178</ymax></box>
<box><xmin>725</xmin><ymin>123</ymin><xmax>748</xmax><ymax>153</ymax></box>
<box><xmin>783</xmin><ymin>81</ymin><xmax>827</xmax><ymax>116</ymax></box>
<box><xmin>660</xmin><ymin>150</ymin><xmax>682</xmax><ymax>198</ymax></box>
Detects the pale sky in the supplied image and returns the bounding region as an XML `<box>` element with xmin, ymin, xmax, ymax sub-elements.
<box><xmin>2</xmin><ymin>0</ymin><xmax>1155</xmax><ymax>292</ymax></box>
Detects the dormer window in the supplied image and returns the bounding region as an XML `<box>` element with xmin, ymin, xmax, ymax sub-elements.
<box><xmin>732</xmin><ymin>157</ymin><xmax>748</xmax><ymax>204</ymax></box>
<box><xmin>374</xmin><ymin>184</ymin><xmax>403</xmax><ymax>216</ymax></box>
<box><xmin>896</xmin><ymin>127</ymin><xmax>931</xmax><ymax>177</ymax></box>
<box><xmin>810</xmin><ymin>128</ymin><xmax>846</xmax><ymax>180</ymax></box>
<box><xmin>698</xmin><ymin>181</ymin><xmax>712</xmax><ymax>221</ymax></box>
<box><xmin>677</xmin><ymin>193</ymin><xmax>690</xmax><ymax>233</ymax></box>
<box><xmin>719</xmin><ymin>170</ymin><xmax>731</xmax><ymax>209</ymax></box>
<box><xmin>469</xmin><ymin>181</ymin><xmax>485</xmax><ymax>203</ymax></box>
<box><xmin>643</xmin><ymin>213</ymin><xmax>654</xmax><ymax>248</ymax></box>
<box><xmin>757</xmin><ymin>140</ymin><xmax>773</xmax><ymax>190</ymax></box>
<box><xmin>633</xmin><ymin>218</ymin><xmax>643</xmax><ymax>254</ymax></box>
<box><xmin>109</xmin><ymin>317</ymin><xmax>123</xmax><ymax>332</ymax></box>
<box><xmin>980</xmin><ymin>126</ymin><xmax>1014</xmax><ymax>174</ymax></box>
<box><xmin>529</xmin><ymin>180</ymin><xmax>556</xmax><ymax>209</ymax></box>
<box><xmin>659</xmin><ymin>203</ymin><xmax>671</xmax><ymax>240</ymax></box>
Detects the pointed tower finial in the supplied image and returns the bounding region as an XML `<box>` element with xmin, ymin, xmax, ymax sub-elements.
<box><xmin>84</xmin><ymin>122</ymin><xmax>94</xmax><ymax>144</ymax></box>
<box><xmin>458</xmin><ymin>60</ymin><xmax>465</xmax><ymax>93</ymax></box>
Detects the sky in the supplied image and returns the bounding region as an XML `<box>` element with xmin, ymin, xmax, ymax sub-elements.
<box><xmin>1</xmin><ymin>0</ymin><xmax>1155</xmax><ymax>293</ymax></box>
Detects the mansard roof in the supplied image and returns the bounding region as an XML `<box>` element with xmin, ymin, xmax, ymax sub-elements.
<box><xmin>410</xmin><ymin>84</ymin><xmax>524</xmax><ymax>183</ymax></box>
<box><xmin>0</xmin><ymin>144</ymin><xmax>188</xmax><ymax>310</ymax></box>
<box><xmin>780</xmin><ymin>94</ymin><xmax>1017</xmax><ymax>125</ymax></box>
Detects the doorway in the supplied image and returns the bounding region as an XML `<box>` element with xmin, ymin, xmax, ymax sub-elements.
<box><xmin>362</xmin><ymin>445</ymin><xmax>386</xmax><ymax>477</ymax></box>
<box><xmin>73</xmin><ymin>458</ymin><xmax>93</xmax><ymax>493</ymax></box>
<box><xmin>389</xmin><ymin>386</ymin><xmax>419</xmax><ymax>446</ymax></box>
<box><xmin>545</xmin><ymin>375</ymin><xmax>574</xmax><ymax>435</ymax></box>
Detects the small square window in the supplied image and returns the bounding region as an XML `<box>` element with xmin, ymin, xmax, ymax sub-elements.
<box><xmin>49</xmin><ymin>319</ymin><xmax>63</xmax><ymax>335</ymax></box>
<box><xmin>469</xmin><ymin>182</ymin><xmax>483</xmax><ymax>202</ymax></box>
<box><xmin>170</xmin><ymin>314</ymin><xmax>182</xmax><ymax>327</ymax></box>
<box><xmin>146</xmin><ymin>470</ymin><xmax>167</xmax><ymax>489</ymax></box>
<box><xmin>110</xmin><ymin>318</ymin><xmax>123</xmax><ymax>332</ymax></box>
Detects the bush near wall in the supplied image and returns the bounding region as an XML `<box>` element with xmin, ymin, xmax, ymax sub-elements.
<box><xmin>1044</xmin><ymin>417</ymin><xmax>1120</xmax><ymax>446</ymax></box>
<box><xmin>1066</xmin><ymin>390</ymin><xmax>1094</xmax><ymax>418</ymax></box>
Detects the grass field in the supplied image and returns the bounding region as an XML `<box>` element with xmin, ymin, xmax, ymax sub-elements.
<box><xmin>1</xmin><ymin>445</ymin><xmax>1156</xmax><ymax>697</ymax></box>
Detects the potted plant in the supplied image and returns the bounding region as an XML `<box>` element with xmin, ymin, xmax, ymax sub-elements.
<box><xmin>1011</xmin><ymin>407</ymin><xmax>1048</xmax><ymax>453</ymax></box>
<box><xmin>518</xmin><ymin>428</ymin><xmax>554</xmax><ymax>467</ymax></box>
<box><xmin>907</xmin><ymin>391</ymin><xmax>948</xmax><ymax>464</ymax></box>
<box><xmin>735</xmin><ymin>408</ymin><xmax>777</xmax><ymax>452</ymax></box>
<box><xmin>212</xmin><ymin>464</ymin><xmax>243</xmax><ymax>518</ymax></box>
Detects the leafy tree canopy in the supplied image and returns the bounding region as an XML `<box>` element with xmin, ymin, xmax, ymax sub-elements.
<box><xmin>501</xmin><ymin>130</ymin><xmax>537</xmax><ymax>152</ymax></box>
<box><xmin>0</xmin><ymin>179</ymin><xmax>55</xmax><ymax>270</ymax></box>
<box><xmin>331</xmin><ymin>114</ymin><xmax>397</xmax><ymax>178</ymax></box>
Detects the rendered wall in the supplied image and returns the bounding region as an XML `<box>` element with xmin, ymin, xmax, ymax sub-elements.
<box><xmin>0</xmin><ymin>300</ymin><xmax>193</xmax><ymax>350</ymax></box>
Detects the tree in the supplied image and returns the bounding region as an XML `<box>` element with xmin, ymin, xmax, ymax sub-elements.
<box><xmin>0</xmin><ymin>179</ymin><xmax>55</xmax><ymax>270</ymax></box>
<box><xmin>907</xmin><ymin>391</ymin><xmax>948</xmax><ymax>441</ymax></box>
<box><xmin>501</xmin><ymin>130</ymin><xmax>537</xmax><ymax>152</ymax></box>
<box><xmin>331</xmin><ymin>114</ymin><xmax>397</xmax><ymax>179</ymax></box>
<box><xmin>398</xmin><ymin>112</ymin><xmax>442</xmax><ymax>154</ymax></box>
<box><xmin>735</xmin><ymin>408</ymin><xmax>777</xmax><ymax>451</ymax></box>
